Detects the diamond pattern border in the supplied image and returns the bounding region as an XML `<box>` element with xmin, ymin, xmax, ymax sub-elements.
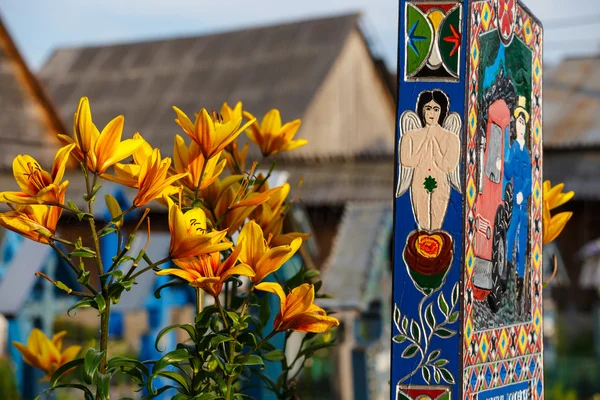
<box><xmin>463</xmin><ymin>2</ymin><xmax>543</xmax><ymax>399</ymax></box>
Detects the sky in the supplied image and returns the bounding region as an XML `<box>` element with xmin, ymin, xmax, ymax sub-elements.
<box><xmin>1</xmin><ymin>0</ymin><xmax>600</xmax><ymax>71</ymax></box>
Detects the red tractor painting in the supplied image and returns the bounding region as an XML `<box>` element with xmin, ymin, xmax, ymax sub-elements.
<box><xmin>471</xmin><ymin>99</ymin><xmax>514</xmax><ymax>312</ymax></box>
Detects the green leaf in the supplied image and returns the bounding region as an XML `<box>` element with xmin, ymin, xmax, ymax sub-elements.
<box><xmin>237</xmin><ymin>332</ymin><xmax>258</xmax><ymax>349</ymax></box>
<box><xmin>100</xmin><ymin>269</ymin><xmax>124</xmax><ymax>280</ymax></box>
<box><xmin>240</xmin><ymin>355</ymin><xmax>264</xmax><ymax>369</ymax></box>
<box><xmin>154</xmin><ymin>279</ymin><xmax>185</xmax><ymax>299</ymax></box>
<box><xmin>210</xmin><ymin>335</ymin><xmax>234</xmax><ymax>349</ymax></box>
<box><xmin>83</xmin><ymin>348</ymin><xmax>105</xmax><ymax>385</ymax></box>
<box><xmin>77</xmin><ymin>270</ymin><xmax>91</xmax><ymax>286</ymax></box>
<box><xmin>155</xmin><ymin>324</ymin><xmax>197</xmax><ymax>352</ymax></box>
<box><xmin>226</xmin><ymin>311</ymin><xmax>240</xmax><ymax>324</ymax></box>
<box><xmin>158</xmin><ymin>371</ymin><xmax>190</xmax><ymax>394</ymax></box>
<box><xmin>67</xmin><ymin>200</ymin><xmax>80</xmax><ymax>213</ymax></box>
<box><xmin>401</xmin><ymin>344</ymin><xmax>419</xmax><ymax>358</ymax></box>
<box><xmin>423</xmin><ymin>175</ymin><xmax>438</xmax><ymax>193</ymax></box>
<box><xmin>437</xmin><ymin>292</ymin><xmax>449</xmax><ymax>317</ymax></box>
<box><xmin>425</xmin><ymin>303</ymin><xmax>436</xmax><ymax>333</ymax></box>
<box><xmin>153</xmin><ymin>349</ymin><xmax>194</xmax><ymax>374</ymax></box>
<box><xmin>107</xmin><ymin>356</ymin><xmax>150</xmax><ymax>378</ymax></box>
<box><xmin>95</xmin><ymin>372</ymin><xmax>111</xmax><ymax>400</ymax></box>
<box><xmin>190</xmin><ymin>394</ymin><xmax>221</xmax><ymax>400</ymax></box>
<box><xmin>392</xmin><ymin>334</ymin><xmax>407</xmax><ymax>344</ymax></box>
<box><xmin>263</xmin><ymin>350</ymin><xmax>286</xmax><ymax>362</ymax></box>
<box><xmin>427</xmin><ymin>350</ymin><xmax>441</xmax><ymax>363</ymax></box>
<box><xmin>401</xmin><ymin>316</ymin><xmax>409</xmax><ymax>333</ymax></box>
<box><xmin>434</xmin><ymin>327</ymin><xmax>456</xmax><ymax>339</ymax></box>
<box><xmin>34</xmin><ymin>384</ymin><xmax>94</xmax><ymax>400</ymax></box>
<box><xmin>410</xmin><ymin>320</ymin><xmax>421</xmax><ymax>343</ymax></box>
<box><xmin>434</xmin><ymin>359</ymin><xmax>449</xmax><ymax>367</ymax></box>
<box><xmin>94</xmin><ymin>294</ymin><xmax>107</xmax><ymax>314</ymax></box>
<box><xmin>448</xmin><ymin>311</ymin><xmax>459</xmax><ymax>324</ymax></box>
<box><xmin>422</xmin><ymin>366</ymin><xmax>431</xmax><ymax>384</ymax></box>
<box><xmin>304</xmin><ymin>270</ymin><xmax>320</xmax><ymax>279</ymax></box>
<box><xmin>50</xmin><ymin>358</ymin><xmax>84</xmax><ymax>386</ymax></box>
<box><xmin>67</xmin><ymin>299</ymin><xmax>95</xmax><ymax>316</ymax></box>
<box><xmin>452</xmin><ymin>282</ymin><xmax>459</xmax><ymax>307</ymax></box>
<box><xmin>99</xmin><ymin>228</ymin><xmax>117</xmax><ymax>238</ymax></box>
<box><xmin>70</xmin><ymin>249</ymin><xmax>96</xmax><ymax>258</ymax></box>
<box><xmin>439</xmin><ymin>367</ymin><xmax>455</xmax><ymax>384</ymax></box>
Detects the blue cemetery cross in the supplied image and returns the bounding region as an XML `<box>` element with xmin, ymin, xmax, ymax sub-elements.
<box><xmin>392</xmin><ymin>1</ymin><xmax>545</xmax><ymax>399</ymax></box>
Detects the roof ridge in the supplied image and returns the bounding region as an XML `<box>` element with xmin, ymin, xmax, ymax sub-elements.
<box><xmin>43</xmin><ymin>12</ymin><xmax>361</xmax><ymax>56</ymax></box>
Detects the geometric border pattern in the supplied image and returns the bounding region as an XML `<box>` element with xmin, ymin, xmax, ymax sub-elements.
<box><xmin>462</xmin><ymin>1</ymin><xmax>543</xmax><ymax>398</ymax></box>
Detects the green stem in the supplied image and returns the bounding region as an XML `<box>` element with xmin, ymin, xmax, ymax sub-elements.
<box><xmin>49</xmin><ymin>242</ymin><xmax>98</xmax><ymax>295</ymax></box>
<box><xmin>127</xmin><ymin>257</ymin><xmax>171</xmax><ymax>281</ymax></box>
<box><xmin>195</xmin><ymin>288</ymin><xmax>203</xmax><ymax>315</ymax></box>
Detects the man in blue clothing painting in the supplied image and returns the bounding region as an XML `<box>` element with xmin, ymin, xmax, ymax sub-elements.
<box><xmin>504</xmin><ymin>96</ymin><xmax>532</xmax><ymax>309</ymax></box>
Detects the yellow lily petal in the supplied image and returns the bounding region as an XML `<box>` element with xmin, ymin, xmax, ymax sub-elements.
<box><xmin>156</xmin><ymin>268</ymin><xmax>198</xmax><ymax>282</ymax></box>
<box><xmin>132</xmin><ymin>132</ymin><xmax>153</xmax><ymax>165</ymax></box>
<box><xmin>284</xmin><ymin>283</ymin><xmax>316</xmax><ymax>320</ymax></box>
<box><xmin>173</xmin><ymin>106</ymin><xmax>195</xmax><ymax>137</ymax></box>
<box><xmin>74</xmin><ymin>97</ymin><xmax>95</xmax><ymax>154</ymax></box>
<box><xmin>253</xmin><ymin>237</ymin><xmax>302</xmax><ymax>283</ymax></box>
<box><xmin>238</xmin><ymin>221</ymin><xmax>268</xmax><ymax>268</ymax></box>
<box><xmin>51</xmin><ymin>144</ymin><xmax>76</xmax><ymax>185</ymax></box>
<box><xmin>284</xmin><ymin>313</ymin><xmax>340</xmax><ymax>333</ymax></box>
<box><xmin>255</xmin><ymin>282</ymin><xmax>286</xmax><ymax>311</ymax></box>
<box><xmin>94</xmin><ymin>115</ymin><xmax>125</xmax><ymax>172</ymax></box>
<box><xmin>544</xmin><ymin>211</ymin><xmax>573</xmax><ymax>245</ymax></box>
<box><xmin>260</xmin><ymin>109</ymin><xmax>282</xmax><ymax>134</ymax></box>
<box><xmin>99</xmin><ymin>138</ymin><xmax>144</xmax><ymax>174</ymax></box>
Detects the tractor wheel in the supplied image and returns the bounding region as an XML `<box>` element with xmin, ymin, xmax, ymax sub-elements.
<box><xmin>504</xmin><ymin>182</ymin><xmax>514</xmax><ymax>229</ymax></box>
<box><xmin>488</xmin><ymin>207</ymin><xmax>507</xmax><ymax>313</ymax></box>
<box><xmin>501</xmin><ymin>182</ymin><xmax>514</xmax><ymax>289</ymax></box>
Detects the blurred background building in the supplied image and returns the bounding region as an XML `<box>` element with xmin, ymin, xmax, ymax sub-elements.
<box><xmin>1</xmin><ymin>0</ymin><xmax>600</xmax><ymax>398</ymax></box>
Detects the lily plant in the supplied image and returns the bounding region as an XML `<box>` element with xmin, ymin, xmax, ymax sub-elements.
<box><xmin>3</xmin><ymin>97</ymin><xmax>337</xmax><ymax>400</ymax></box>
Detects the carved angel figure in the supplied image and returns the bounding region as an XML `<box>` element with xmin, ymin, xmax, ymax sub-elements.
<box><xmin>396</xmin><ymin>90</ymin><xmax>461</xmax><ymax>231</ymax></box>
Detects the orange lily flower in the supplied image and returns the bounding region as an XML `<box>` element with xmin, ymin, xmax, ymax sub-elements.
<box><xmin>13</xmin><ymin>329</ymin><xmax>81</xmax><ymax>381</ymax></box>
<box><xmin>238</xmin><ymin>220</ymin><xmax>302</xmax><ymax>284</ymax></box>
<box><xmin>243</xmin><ymin>109</ymin><xmax>307</xmax><ymax>157</ymax></box>
<box><xmin>543</xmin><ymin>180</ymin><xmax>574</xmax><ymax>245</ymax></box>
<box><xmin>255</xmin><ymin>282</ymin><xmax>339</xmax><ymax>333</ymax></box>
<box><xmin>211</xmin><ymin>182</ymin><xmax>281</xmax><ymax>234</ymax></box>
<box><xmin>220</xmin><ymin>101</ymin><xmax>243</xmax><ymax>123</ymax></box>
<box><xmin>57</xmin><ymin>97</ymin><xmax>144</xmax><ymax>174</ymax></box>
<box><xmin>252</xmin><ymin>180</ymin><xmax>309</xmax><ymax>246</ymax></box>
<box><xmin>165</xmin><ymin>196</ymin><xmax>232</xmax><ymax>260</ymax></box>
<box><xmin>173</xmin><ymin>106</ymin><xmax>255</xmax><ymax>160</ymax></box>
<box><xmin>0</xmin><ymin>195</ymin><xmax>64</xmax><ymax>244</ymax></box>
<box><xmin>106</xmin><ymin>149</ymin><xmax>188</xmax><ymax>207</ymax></box>
<box><xmin>172</xmin><ymin>134</ymin><xmax>227</xmax><ymax>192</ymax></box>
<box><xmin>156</xmin><ymin>242</ymin><xmax>254</xmax><ymax>297</ymax></box>
<box><xmin>0</xmin><ymin>144</ymin><xmax>75</xmax><ymax>205</ymax></box>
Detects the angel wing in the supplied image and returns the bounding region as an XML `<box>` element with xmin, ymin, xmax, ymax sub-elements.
<box><xmin>396</xmin><ymin>111</ymin><xmax>421</xmax><ymax>197</ymax></box>
<box><xmin>443</xmin><ymin>112</ymin><xmax>462</xmax><ymax>193</ymax></box>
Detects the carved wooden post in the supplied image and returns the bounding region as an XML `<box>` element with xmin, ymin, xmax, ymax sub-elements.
<box><xmin>392</xmin><ymin>1</ymin><xmax>544</xmax><ymax>398</ymax></box>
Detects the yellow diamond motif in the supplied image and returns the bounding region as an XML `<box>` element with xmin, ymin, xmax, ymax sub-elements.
<box><xmin>499</xmin><ymin>330</ymin><xmax>509</xmax><ymax>358</ymax></box>
<box><xmin>518</xmin><ymin>327</ymin><xmax>528</xmax><ymax>354</ymax></box>
<box><xmin>467</xmin><ymin>177</ymin><xmax>476</xmax><ymax>207</ymax></box>
<box><xmin>469</xmin><ymin>107</ymin><xmax>478</xmax><ymax>137</ymax></box>
<box><xmin>534</xmin><ymin>309</ymin><xmax>542</xmax><ymax>334</ymax></box>
<box><xmin>471</xmin><ymin>40</ymin><xmax>480</xmax><ymax>69</ymax></box>
<box><xmin>523</xmin><ymin>18</ymin><xmax>533</xmax><ymax>44</ymax></box>
<box><xmin>466</xmin><ymin>317</ymin><xmax>474</xmax><ymax>347</ymax></box>
<box><xmin>481</xmin><ymin>3</ymin><xmax>492</xmax><ymax>31</ymax></box>
<box><xmin>534</xmin><ymin>118</ymin><xmax>542</xmax><ymax>144</ymax></box>
<box><xmin>467</xmin><ymin>246</ymin><xmax>475</xmax><ymax>275</ymax></box>
<box><xmin>533</xmin><ymin>244</ymin><xmax>542</xmax><ymax>270</ymax></box>
<box><xmin>480</xmin><ymin>333</ymin><xmax>490</xmax><ymax>362</ymax></box>
<box><xmin>533</xmin><ymin>57</ymin><xmax>542</xmax><ymax>83</ymax></box>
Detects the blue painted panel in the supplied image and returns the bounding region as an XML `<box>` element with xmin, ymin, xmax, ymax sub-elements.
<box><xmin>391</xmin><ymin>1</ymin><xmax>469</xmax><ymax>398</ymax></box>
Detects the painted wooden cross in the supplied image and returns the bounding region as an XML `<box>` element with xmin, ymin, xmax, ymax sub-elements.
<box><xmin>392</xmin><ymin>1</ymin><xmax>544</xmax><ymax>399</ymax></box>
